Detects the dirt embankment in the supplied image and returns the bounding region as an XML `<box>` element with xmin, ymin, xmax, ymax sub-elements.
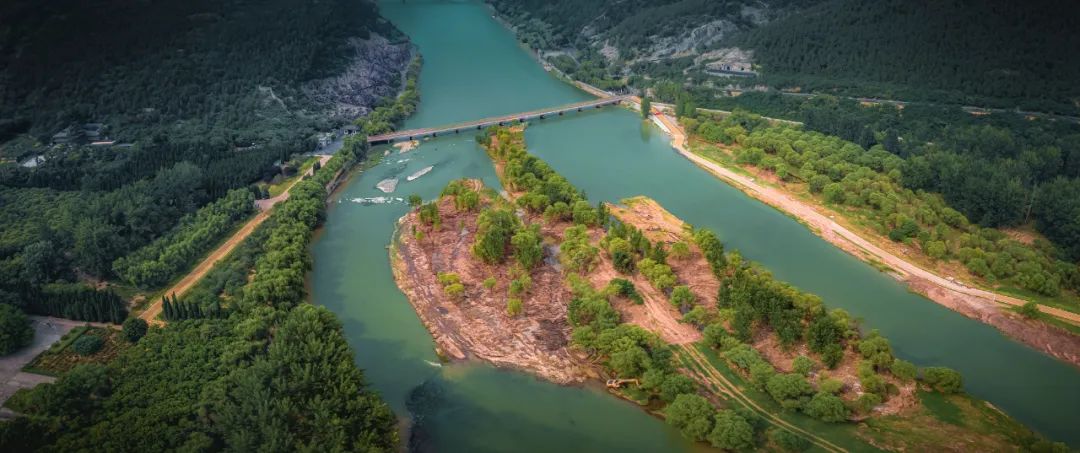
<box><xmin>391</xmin><ymin>186</ymin><xmax>595</xmax><ymax>384</ymax></box>
<box><xmin>651</xmin><ymin>110</ymin><xmax>1080</xmax><ymax>369</ymax></box>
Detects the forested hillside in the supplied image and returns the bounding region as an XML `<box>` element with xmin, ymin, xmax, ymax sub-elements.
<box><xmin>0</xmin><ymin>0</ymin><xmax>411</xmax><ymax>323</ymax></box>
<box><xmin>739</xmin><ymin>0</ymin><xmax>1080</xmax><ymax>114</ymax></box>
<box><xmin>490</xmin><ymin>0</ymin><xmax>1080</xmax><ymax>114</ymax></box>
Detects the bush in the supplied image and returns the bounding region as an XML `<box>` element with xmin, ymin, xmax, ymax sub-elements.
<box><xmin>1018</xmin><ymin>301</ymin><xmax>1041</xmax><ymax>319</ymax></box>
<box><xmin>122</xmin><ymin>318</ymin><xmax>149</xmax><ymax>343</ymax></box>
<box><xmin>483</xmin><ymin>277</ymin><xmax>497</xmax><ymax>290</ymax></box>
<box><xmin>670</xmin><ymin>286</ymin><xmax>696</xmax><ymax>310</ymax></box>
<box><xmin>72</xmin><ymin>335</ymin><xmax>104</xmax><ymax>356</ymax></box>
<box><xmin>792</xmin><ymin>356</ymin><xmax>815</xmax><ymax>376</ymax></box>
<box><xmin>506</xmin><ymin>298</ymin><xmax>523</xmax><ymax>316</ymax></box>
<box><xmin>0</xmin><ymin>304</ymin><xmax>33</xmax><ymax>355</ymax></box>
<box><xmin>669</xmin><ymin>241</ymin><xmax>691</xmax><ymax>260</ymax></box>
<box><xmin>444</xmin><ymin>283</ymin><xmax>465</xmax><ymax>300</ymax></box>
<box><xmin>804</xmin><ymin>392</ymin><xmax>849</xmax><ymax>422</ymax></box>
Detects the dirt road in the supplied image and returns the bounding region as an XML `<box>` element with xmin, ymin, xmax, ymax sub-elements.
<box><xmin>653</xmin><ymin>111</ymin><xmax>1080</xmax><ymax>325</ymax></box>
<box><xmin>140</xmin><ymin>155</ymin><xmax>332</xmax><ymax>323</ymax></box>
<box><xmin>676</xmin><ymin>345</ymin><xmax>847</xmax><ymax>453</ymax></box>
<box><xmin>649</xmin><ymin>110</ymin><xmax>1080</xmax><ymax>366</ymax></box>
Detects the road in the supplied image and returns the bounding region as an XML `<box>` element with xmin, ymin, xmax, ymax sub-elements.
<box><xmin>650</xmin><ymin>109</ymin><xmax>1080</xmax><ymax>326</ymax></box>
<box><xmin>139</xmin><ymin>155</ymin><xmax>332</xmax><ymax>323</ymax></box>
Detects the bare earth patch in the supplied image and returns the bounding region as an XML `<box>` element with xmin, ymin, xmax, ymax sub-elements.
<box><xmin>391</xmin><ymin>189</ymin><xmax>594</xmax><ymax>384</ymax></box>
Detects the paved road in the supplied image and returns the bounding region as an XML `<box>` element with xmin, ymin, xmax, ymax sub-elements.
<box><xmin>0</xmin><ymin>317</ymin><xmax>88</xmax><ymax>409</ymax></box>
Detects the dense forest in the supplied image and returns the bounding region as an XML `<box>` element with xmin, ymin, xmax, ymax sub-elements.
<box><xmin>0</xmin><ymin>0</ymin><xmax>411</xmax><ymax>326</ymax></box>
<box><xmin>738</xmin><ymin>0</ymin><xmax>1080</xmax><ymax>114</ymax></box>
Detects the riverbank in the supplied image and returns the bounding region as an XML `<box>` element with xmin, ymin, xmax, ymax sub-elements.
<box><xmin>645</xmin><ymin>108</ymin><xmax>1080</xmax><ymax>368</ymax></box>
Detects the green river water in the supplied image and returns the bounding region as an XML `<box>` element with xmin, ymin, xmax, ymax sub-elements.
<box><xmin>309</xmin><ymin>1</ymin><xmax>1080</xmax><ymax>450</ymax></box>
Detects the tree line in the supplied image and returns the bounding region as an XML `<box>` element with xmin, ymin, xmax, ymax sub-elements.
<box><xmin>0</xmin><ymin>140</ymin><xmax>399</xmax><ymax>451</ymax></box>
<box><xmin>683</xmin><ymin>107</ymin><xmax>1080</xmax><ymax>301</ymax></box>
<box><xmin>112</xmin><ymin>189</ymin><xmax>255</xmax><ymax>289</ymax></box>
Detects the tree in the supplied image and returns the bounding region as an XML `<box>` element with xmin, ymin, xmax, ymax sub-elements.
<box><xmin>122</xmin><ymin>318</ymin><xmax>149</xmax><ymax>343</ymax></box>
<box><xmin>703</xmin><ymin>323</ymin><xmax>728</xmax><ymax>349</ymax></box>
<box><xmin>72</xmin><ymin>335</ymin><xmax>104</xmax><ymax>356</ymax></box>
<box><xmin>641</xmin><ymin>97</ymin><xmax>652</xmax><ymax>118</ymax></box>
<box><xmin>473</xmin><ymin>209</ymin><xmax>520</xmax><ymax>264</ymax></box>
<box><xmin>512</xmin><ymin>225</ymin><xmax>544</xmax><ymax>270</ymax></box>
<box><xmin>771</xmin><ymin>429</ymin><xmax>811</xmax><ymax>452</ymax></box>
<box><xmin>659</xmin><ymin>374</ymin><xmax>696</xmax><ymax>403</ymax></box>
<box><xmin>804</xmin><ymin>392</ymin><xmax>849</xmax><ymax>422</ymax></box>
<box><xmin>670</xmin><ymin>286</ymin><xmax>696</xmax><ymax>311</ymax></box>
<box><xmin>792</xmin><ymin>356</ymin><xmax>815</xmax><ymax>376</ymax></box>
<box><xmin>708</xmin><ymin>410</ymin><xmax>755</xmax><ymax>451</ymax></box>
<box><xmin>891</xmin><ymin>359</ymin><xmax>917</xmax><ymax>381</ymax></box>
<box><xmin>922</xmin><ymin>367</ymin><xmax>963</xmax><ymax>393</ymax></box>
<box><xmin>0</xmin><ymin>305</ymin><xmax>33</xmax><ymax>355</ymax></box>
<box><xmin>766</xmin><ymin>373</ymin><xmax>814</xmax><ymax>410</ymax></box>
<box><xmin>408</xmin><ymin>194</ymin><xmax>423</xmax><ymax>208</ymax></box>
<box><xmin>665</xmin><ymin>394</ymin><xmax>716</xmax><ymax>441</ymax></box>
<box><xmin>1018</xmin><ymin>301</ymin><xmax>1041</xmax><ymax>319</ymax></box>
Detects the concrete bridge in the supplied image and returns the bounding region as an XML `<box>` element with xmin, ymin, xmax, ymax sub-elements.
<box><xmin>367</xmin><ymin>95</ymin><xmax>630</xmax><ymax>144</ymax></box>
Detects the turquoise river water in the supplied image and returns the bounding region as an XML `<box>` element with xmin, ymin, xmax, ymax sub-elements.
<box><xmin>309</xmin><ymin>1</ymin><xmax>1080</xmax><ymax>450</ymax></box>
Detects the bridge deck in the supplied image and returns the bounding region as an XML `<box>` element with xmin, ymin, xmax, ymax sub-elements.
<box><xmin>367</xmin><ymin>95</ymin><xmax>629</xmax><ymax>143</ymax></box>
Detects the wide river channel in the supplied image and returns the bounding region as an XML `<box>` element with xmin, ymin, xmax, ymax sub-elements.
<box><xmin>310</xmin><ymin>1</ymin><xmax>1080</xmax><ymax>450</ymax></box>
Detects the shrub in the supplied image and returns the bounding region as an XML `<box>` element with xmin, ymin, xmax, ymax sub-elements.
<box><xmin>607</xmin><ymin>278</ymin><xmax>643</xmax><ymax>304</ymax></box>
<box><xmin>804</xmin><ymin>392</ymin><xmax>849</xmax><ymax>422</ymax></box>
<box><xmin>122</xmin><ymin>318</ymin><xmax>149</xmax><ymax>343</ymax></box>
<box><xmin>509</xmin><ymin>275</ymin><xmax>531</xmax><ymax>296</ymax></box>
<box><xmin>437</xmin><ymin>272</ymin><xmax>461</xmax><ymax>287</ymax></box>
<box><xmin>821</xmin><ymin>344</ymin><xmax>844</xmax><ymax>369</ymax></box>
<box><xmin>72</xmin><ymin>335</ymin><xmax>104</xmax><ymax>356</ymax></box>
<box><xmin>670</xmin><ymin>286</ymin><xmax>696</xmax><ymax>310</ymax></box>
<box><xmin>506</xmin><ymin>298</ymin><xmax>523</xmax><ymax>316</ymax></box>
<box><xmin>1018</xmin><ymin>301</ymin><xmax>1041</xmax><ymax>319</ymax></box>
<box><xmin>817</xmin><ymin>378</ymin><xmax>844</xmax><ymax>394</ymax></box>
<box><xmin>444</xmin><ymin>283</ymin><xmax>465</xmax><ymax>300</ymax></box>
<box><xmin>669</xmin><ymin>241</ymin><xmax>691</xmax><ymax>260</ymax></box>
<box><xmin>483</xmin><ymin>277</ymin><xmax>497</xmax><ymax>290</ymax></box>
<box><xmin>792</xmin><ymin>356</ymin><xmax>815</xmax><ymax>376</ymax></box>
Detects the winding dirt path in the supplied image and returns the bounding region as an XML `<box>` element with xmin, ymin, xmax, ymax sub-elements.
<box><xmin>139</xmin><ymin>155</ymin><xmax>332</xmax><ymax>324</ymax></box>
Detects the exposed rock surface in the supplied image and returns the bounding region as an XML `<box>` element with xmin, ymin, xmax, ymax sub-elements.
<box><xmin>303</xmin><ymin>34</ymin><xmax>412</xmax><ymax>121</ymax></box>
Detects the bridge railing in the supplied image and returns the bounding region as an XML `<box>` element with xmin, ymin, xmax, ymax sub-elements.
<box><xmin>368</xmin><ymin>96</ymin><xmax>628</xmax><ymax>142</ymax></box>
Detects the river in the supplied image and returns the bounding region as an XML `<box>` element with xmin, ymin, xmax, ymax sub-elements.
<box><xmin>309</xmin><ymin>0</ymin><xmax>1080</xmax><ymax>450</ymax></box>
